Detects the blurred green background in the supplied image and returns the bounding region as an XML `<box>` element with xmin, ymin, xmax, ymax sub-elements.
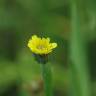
<box><xmin>0</xmin><ymin>0</ymin><xmax>96</xmax><ymax>96</ymax></box>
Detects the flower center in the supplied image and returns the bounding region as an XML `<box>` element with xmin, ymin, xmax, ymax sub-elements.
<box><xmin>37</xmin><ymin>45</ymin><xmax>45</xmax><ymax>50</ymax></box>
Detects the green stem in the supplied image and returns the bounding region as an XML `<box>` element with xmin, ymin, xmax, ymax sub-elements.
<box><xmin>41</xmin><ymin>64</ymin><xmax>52</xmax><ymax>96</ymax></box>
<box><xmin>70</xmin><ymin>0</ymin><xmax>91</xmax><ymax>96</ymax></box>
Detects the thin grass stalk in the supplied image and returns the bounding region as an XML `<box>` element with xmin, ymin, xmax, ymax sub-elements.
<box><xmin>41</xmin><ymin>63</ymin><xmax>52</xmax><ymax>96</ymax></box>
<box><xmin>70</xmin><ymin>0</ymin><xmax>91</xmax><ymax>96</ymax></box>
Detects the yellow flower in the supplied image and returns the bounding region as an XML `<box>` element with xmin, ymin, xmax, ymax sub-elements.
<box><xmin>27</xmin><ymin>35</ymin><xmax>57</xmax><ymax>55</ymax></box>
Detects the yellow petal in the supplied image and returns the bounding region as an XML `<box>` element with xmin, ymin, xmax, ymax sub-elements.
<box><xmin>50</xmin><ymin>43</ymin><xmax>57</xmax><ymax>49</ymax></box>
<box><xmin>31</xmin><ymin>35</ymin><xmax>40</xmax><ymax>45</ymax></box>
<box><xmin>32</xmin><ymin>35</ymin><xmax>38</xmax><ymax>40</ymax></box>
<box><xmin>46</xmin><ymin>38</ymin><xmax>50</xmax><ymax>43</ymax></box>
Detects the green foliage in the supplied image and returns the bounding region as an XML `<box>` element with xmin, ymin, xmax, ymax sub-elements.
<box><xmin>0</xmin><ymin>0</ymin><xmax>96</xmax><ymax>96</ymax></box>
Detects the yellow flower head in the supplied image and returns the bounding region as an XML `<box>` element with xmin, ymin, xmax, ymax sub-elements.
<box><xmin>27</xmin><ymin>35</ymin><xmax>57</xmax><ymax>55</ymax></box>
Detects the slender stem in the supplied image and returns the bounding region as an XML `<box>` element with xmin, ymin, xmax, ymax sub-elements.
<box><xmin>41</xmin><ymin>64</ymin><xmax>52</xmax><ymax>96</ymax></box>
<box><xmin>70</xmin><ymin>0</ymin><xmax>91</xmax><ymax>96</ymax></box>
